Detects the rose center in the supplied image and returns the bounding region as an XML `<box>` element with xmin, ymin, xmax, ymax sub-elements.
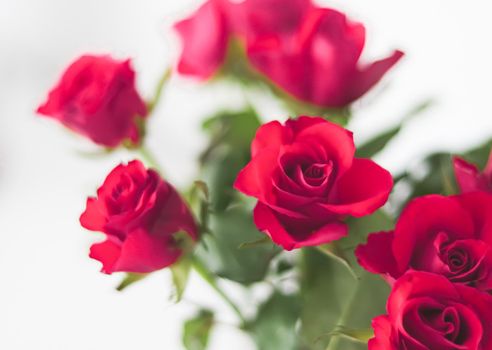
<box><xmin>419</xmin><ymin>306</ymin><xmax>461</xmax><ymax>342</ymax></box>
<box><xmin>298</xmin><ymin>161</ymin><xmax>334</xmax><ymax>187</ymax></box>
<box><xmin>446</xmin><ymin>249</ymin><xmax>468</xmax><ymax>270</ymax></box>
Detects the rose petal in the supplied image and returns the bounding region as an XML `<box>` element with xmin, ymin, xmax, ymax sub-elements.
<box><xmin>174</xmin><ymin>0</ymin><xmax>229</xmax><ymax>79</ymax></box>
<box><xmin>89</xmin><ymin>237</ymin><xmax>122</xmax><ymax>274</ymax></box>
<box><xmin>295</xmin><ymin>121</ymin><xmax>355</xmax><ymax>177</ymax></box>
<box><xmin>251</xmin><ymin>120</ymin><xmax>289</xmax><ymax>157</ymax></box>
<box><xmin>369</xmin><ymin>315</ymin><xmax>394</xmax><ymax>350</ymax></box>
<box><xmin>347</xmin><ymin>50</ymin><xmax>404</xmax><ymax>103</ymax></box>
<box><xmin>234</xmin><ymin>148</ymin><xmax>279</xmax><ymax>202</ymax></box>
<box><xmin>455</xmin><ymin>192</ymin><xmax>492</xmax><ymax>243</ymax></box>
<box><xmin>80</xmin><ymin>197</ymin><xmax>107</xmax><ymax>232</ymax></box>
<box><xmin>393</xmin><ymin>195</ymin><xmax>475</xmax><ymax>273</ymax></box>
<box><xmin>356</xmin><ymin>231</ymin><xmax>400</xmax><ymax>279</ymax></box>
<box><xmin>319</xmin><ymin>158</ymin><xmax>393</xmax><ymax>216</ymax></box>
<box><xmin>453</xmin><ymin>156</ymin><xmax>481</xmax><ymax>193</ymax></box>
<box><xmin>113</xmin><ymin>229</ymin><xmax>182</xmax><ymax>274</ymax></box>
<box><xmin>253</xmin><ymin>202</ymin><xmax>347</xmax><ymax>250</ymax></box>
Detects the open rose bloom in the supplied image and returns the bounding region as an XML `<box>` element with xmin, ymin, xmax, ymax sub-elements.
<box><xmin>31</xmin><ymin>0</ymin><xmax>492</xmax><ymax>349</ymax></box>
<box><xmin>370</xmin><ymin>271</ymin><xmax>492</xmax><ymax>350</ymax></box>
<box><xmin>234</xmin><ymin>116</ymin><xmax>393</xmax><ymax>250</ymax></box>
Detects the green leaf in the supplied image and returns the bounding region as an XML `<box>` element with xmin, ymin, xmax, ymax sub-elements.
<box><xmin>170</xmin><ymin>256</ymin><xmax>192</xmax><ymax>302</ymax></box>
<box><xmin>248</xmin><ymin>292</ymin><xmax>301</xmax><ymax>350</ymax></box>
<box><xmin>322</xmin><ymin>327</ymin><xmax>373</xmax><ymax>344</ymax></box>
<box><xmin>200</xmin><ymin>109</ymin><xmax>261</xmax><ymax>212</ymax></box>
<box><xmin>188</xmin><ymin>181</ymin><xmax>212</xmax><ymax>234</ymax></box>
<box><xmin>392</xmin><ymin>138</ymin><xmax>492</xmax><ymax>214</ymax></box>
<box><xmin>238</xmin><ymin>236</ymin><xmax>271</xmax><ymax>249</ymax></box>
<box><xmin>300</xmin><ymin>211</ymin><xmax>394</xmax><ymax>350</ymax></box>
<box><xmin>195</xmin><ymin>205</ymin><xmax>280</xmax><ymax>285</ymax></box>
<box><xmin>357</xmin><ymin>99</ymin><xmax>434</xmax><ymax>159</ymax></box>
<box><xmin>116</xmin><ymin>273</ymin><xmax>148</xmax><ymax>291</ymax></box>
<box><xmin>182</xmin><ymin>309</ymin><xmax>214</xmax><ymax>350</ymax></box>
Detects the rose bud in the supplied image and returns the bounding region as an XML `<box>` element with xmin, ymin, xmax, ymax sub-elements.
<box><xmin>453</xmin><ymin>149</ymin><xmax>492</xmax><ymax>193</ymax></box>
<box><xmin>234</xmin><ymin>116</ymin><xmax>393</xmax><ymax>250</ymax></box>
<box><xmin>246</xmin><ymin>6</ymin><xmax>403</xmax><ymax>108</ymax></box>
<box><xmin>174</xmin><ymin>0</ymin><xmax>231</xmax><ymax>79</ymax></box>
<box><xmin>369</xmin><ymin>271</ymin><xmax>492</xmax><ymax>350</ymax></box>
<box><xmin>356</xmin><ymin>192</ymin><xmax>492</xmax><ymax>291</ymax></box>
<box><xmin>37</xmin><ymin>55</ymin><xmax>148</xmax><ymax>148</ymax></box>
<box><xmin>80</xmin><ymin>160</ymin><xmax>197</xmax><ymax>274</ymax></box>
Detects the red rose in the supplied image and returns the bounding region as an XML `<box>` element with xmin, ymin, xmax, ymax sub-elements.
<box><xmin>369</xmin><ymin>271</ymin><xmax>492</xmax><ymax>350</ymax></box>
<box><xmin>247</xmin><ymin>7</ymin><xmax>403</xmax><ymax>108</ymax></box>
<box><xmin>174</xmin><ymin>0</ymin><xmax>403</xmax><ymax>106</ymax></box>
<box><xmin>80</xmin><ymin>160</ymin><xmax>197</xmax><ymax>274</ymax></box>
<box><xmin>453</xmin><ymin>149</ymin><xmax>492</xmax><ymax>193</ymax></box>
<box><xmin>174</xmin><ymin>0</ymin><xmax>231</xmax><ymax>79</ymax></box>
<box><xmin>356</xmin><ymin>193</ymin><xmax>492</xmax><ymax>291</ymax></box>
<box><xmin>174</xmin><ymin>0</ymin><xmax>311</xmax><ymax>80</ymax></box>
<box><xmin>37</xmin><ymin>55</ymin><xmax>147</xmax><ymax>147</ymax></box>
<box><xmin>229</xmin><ymin>0</ymin><xmax>313</xmax><ymax>41</ymax></box>
<box><xmin>234</xmin><ymin>116</ymin><xmax>393</xmax><ymax>250</ymax></box>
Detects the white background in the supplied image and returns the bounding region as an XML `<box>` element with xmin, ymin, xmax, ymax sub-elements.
<box><xmin>1</xmin><ymin>0</ymin><xmax>492</xmax><ymax>349</ymax></box>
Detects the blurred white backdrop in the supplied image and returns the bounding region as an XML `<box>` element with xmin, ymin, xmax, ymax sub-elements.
<box><xmin>1</xmin><ymin>0</ymin><xmax>492</xmax><ymax>349</ymax></box>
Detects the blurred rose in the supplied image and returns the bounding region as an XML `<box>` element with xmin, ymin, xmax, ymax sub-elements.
<box><xmin>247</xmin><ymin>7</ymin><xmax>403</xmax><ymax>108</ymax></box>
<box><xmin>80</xmin><ymin>160</ymin><xmax>197</xmax><ymax>274</ymax></box>
<box><xmin>356</xmin><ymin>193</ymin><xmax>492</xmax><ymax>291</ymax></box>
<box><xmin>174</xmin><ymin>0</ymin><xmax>231</xmax><ymax>79</ymax></box>
<box><xmin>370</xmin><ymin>271</ymin><xmax>492</xmax><ymax>350</ymax></box>
<box><xmin>234</xmin><ymin>116</ymin><xmax>392</xmax><ymax>250</ymax></box>
<box><xmin>453</xmin><ymin>150</ymin><xmax>492</xmax><ymax>193</ymax></box>
<box><xmin>174</xmin><ymin>0</ymin><xmax>403</xmax><ymax>108</ymax></box>
<box><xmin>37</xmin><ymin>55</ymin><xmax>147</xmax><ymax>148</ymax></box>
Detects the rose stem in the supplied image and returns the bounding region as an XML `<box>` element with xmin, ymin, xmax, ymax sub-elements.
<box><xmin>138</xmin><ymin>145</ymin><xmax>161</xmax><ymax>172</ymax></box>
<box><xmin>190</xmin><ymin>256</ymin><xmax>247</xmax><ymax>327</ymax></box>
<box><xmin>147</xmin><ymin>67</ymin><xmax>172</xmax><ymax>114</ymax></box>
<box><xmin>325</xmin><ymin>287</ymin><xmax>359</xmax><ymax>350</ymax></box>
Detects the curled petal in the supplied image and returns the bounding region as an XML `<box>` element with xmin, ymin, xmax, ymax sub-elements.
<box><xmin>234</xmin><ymin>149</ymin><xmax>279</xmax><ymax>202</ymax></box>
<box><xmin>80</xmin><ymin>197</ymin><xmax>107</xmax><ymax>232</ymax></box>
<box><xmin>175</xmin><ymin>1</ymin><xmax>229</xmax><ymax>79</ymax></box>
<box><xmin>348</xmin><ymin>50</ymin><xmax>404</xmax><ymax>103</ymax></box>
<box><xmin>254</xmin><ymin>202</ymin><xmax>347</xmax><ymax>250</ymax></box>
<box><xmin>319</xmin><ymin>158</ymin><xmax>393</xmax><ymax>216</ymax></box>
<box><xmin>356</xmin><ymin>231</ymin><xmax>400</xmax><ymax>280</ymax></box>
<box><xmin>251</xmin><ymin>120</ymin><xmax>289</xmax><ymax>157</ymax></box>
<box><xmin>453</xmin><ymin>156</ymin><xmax>482</xmax><ymax>193</ymax></box>
<box><xmin>89</xmin><ymin>237</ymin><xmax>122</xmax><ymax>274</ymax></box>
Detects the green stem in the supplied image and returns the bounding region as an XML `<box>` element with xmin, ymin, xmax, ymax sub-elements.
<box><xmin>315</xmin><ymin>245</ymin><xmax>359</xmax><ymax>280</ymax></box>
<box><xmin>147</xmin><ymin>67</ymin><xmax>172</xmax><ymax>114</ymax></box>
<box><xmin>191</xmin><ymin>256</ymin><xmax>247</xmax><ymax>326</ymax></box>
<box><xmin>325</xmin><ymin>287</ymin><xmax>358</xmax><ymax>350</ymax></box>
<box><xmin>138</xmin><ymin>145</ymin><xmax>161</xmax><ymax>172</ymax></box>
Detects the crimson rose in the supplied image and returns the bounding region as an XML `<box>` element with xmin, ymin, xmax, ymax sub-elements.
<box><xmin>234</xmin><ymin>116</ymin><xmax>393</xmax><ymax>250</ymax></box>
<box><xmin>453</xmin><ymin>149</ymin><xmax>492</xmax><ymax>193</ymax></box>
<box><xmin>174</xmin><ymin>0</ymin><xmax>231</xmax><ymax>79</ymax></box>
<box><xmin>246</xmin><ymin>6</ymin><xmax>403</xmax><ymax>108</ymax></box>
<box><xmin>37</xmin><ymin>55</ymin><xmax>147</xmax><ymax>147</ymax></box>
<box><xmin>370</xmin><ymin>271</ymin><xmax>492</xmax><ymax>350</ymax></box>
<box><xmin>80</xmin><ymin>160</ymin><xmax>197</xmax><ymax>274</ymax></box>
<box><xmin>174</xmin><ymin>0</ymin><xmax>403</xmax><ymax>108</ymax></box>
<box><xmin>356</xmin><ymin>193</ymin><xmax>492</xmax><ymax>291</ymax></box>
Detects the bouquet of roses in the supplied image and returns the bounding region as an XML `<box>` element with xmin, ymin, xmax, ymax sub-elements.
<box><xmin>36</xmin><ymin>0</ymin><xmax>492</xmax><ymax>349</ymax></box>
